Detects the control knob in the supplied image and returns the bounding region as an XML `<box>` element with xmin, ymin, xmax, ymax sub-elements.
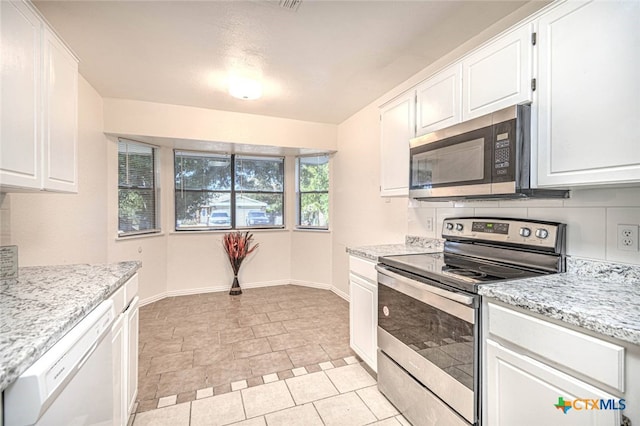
<box><xmin>455</xmin><ymin>223</ymin><xmax>464</xmax><ymax>231</ymax></box>
<box><xmin>519</xmin><ymin>227</ymin><xmax>531</xmax><ymax>237</ymax></box>
<box><xmin>535</xmin><ymin>228</ymin><xmax>549</xmax><ymax>239</ymax></box>
<box><xmin>445</xmin><ymin>223</ymin><xmax>454</xmax><ymax>231</ymax></box>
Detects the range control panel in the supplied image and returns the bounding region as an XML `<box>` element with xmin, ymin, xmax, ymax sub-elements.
<box><xmin>442</xmin><ymin>217</ymin><xmax>565</xmax><ymax>250</ymax></box>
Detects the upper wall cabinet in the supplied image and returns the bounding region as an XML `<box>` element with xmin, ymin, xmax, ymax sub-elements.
<box><xmin>380</xmin><ymin>91</ymin><xmax>415</xmax><ymax>197</ymax></box>
<box><xmin>536</xmin><ymin>0</ymin><xmax>640</xmax><ymax>187</ymax></box>
<box><xmin>415</xmin><ymin>64</ymin><xmax>462</xmax><ymax>137</ymax></box>
<box><xmin>1</xmin><ymin>0</ymin><xmax>78</xmax><ymax>193</ymax></box>
<box><xmin>462</xmin><ymin>23</ymin><xmax>534</xmax><ymax>121</ymax></box>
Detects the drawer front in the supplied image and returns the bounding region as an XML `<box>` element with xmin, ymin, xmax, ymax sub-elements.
<box><xmin>487</xmin><ymin>302</ymin><xmax>625</xmax><ymax>392</ymax></box>
<box><xmin>124</xmin><ymin>274</ymin><xmax>139</xmax><ymax>306</ymax></box>
<box><xmin>110</xmin><ymin>285</ymin><xmax>125</xmax><ymax>314</ymax></box>
<box><xmin>349</xmin><ymin>256</ymin><xmax>377</xmax><ymax>283</ymax></box>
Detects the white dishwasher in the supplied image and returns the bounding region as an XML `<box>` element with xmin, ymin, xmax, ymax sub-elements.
<box><xmin>4</xmin><ymin>300</ymin><xmax>115</xmax><ymax>426</ymax></box>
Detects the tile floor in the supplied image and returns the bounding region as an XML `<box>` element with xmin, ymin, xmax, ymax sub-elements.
<box><xmin>133</xmin><ymin>285</ymin><xmax>408</xmax><ymax>425</ymax></box>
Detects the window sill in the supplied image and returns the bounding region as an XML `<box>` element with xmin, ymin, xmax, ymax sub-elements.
<box><xmin>293</xmin><ymin>228</ymin><xmax>331</xmax><ymax>233</ymax></box>
<box><xmin>115</xmin><ymin>231</ymin><xmax>165</xmax><ymax>241</ymax></box>
<box><xmin>169</xmin><ymin>228</ymin><xmax>289</xmax><ymax>235</ymax></box>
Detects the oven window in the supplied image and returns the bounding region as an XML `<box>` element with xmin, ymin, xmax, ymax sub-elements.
<box><xmin>411</xmin><ymin>138</ymin><xmax>484</xmax><ymax>187</ymax></box>
<box><xmin>378</xmin><ymin>284</ymin><xmax>475</xmax><ymax>390</ymax></box>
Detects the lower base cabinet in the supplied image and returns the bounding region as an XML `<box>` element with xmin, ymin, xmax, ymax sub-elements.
<box><xmin>126</xmin><ymin>296</ymin><xmax>140</xmax><ymax>415</ymax></box>
<box><xmin>484</xmin><ymin>300</ymin><xmax>628</xmax><ymax>426</ymax></box>
<box><xmin>110</xmin><ymin>274</ymin><xmax>139</xmax><ymax>425</ymax></box>
<box><xmin>486</xmin><ymin>340</ymin><xmax>619</xmax><ymax>426</ymax></box>
<box><xmin>349</xmin><ymin>256</ymin><xmax>378</xmax><ymax>372</ymax></box>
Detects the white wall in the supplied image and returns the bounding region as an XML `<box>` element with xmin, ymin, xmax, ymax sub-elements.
<box><xmin>1</xmin><ymin>76</ymin><xmax>109</xmax><ymax>266</ymax></box>
<box><xmin>103</xmin><ymin>98</ymin><xmax>338</xmax><ymax>151</ymax></box>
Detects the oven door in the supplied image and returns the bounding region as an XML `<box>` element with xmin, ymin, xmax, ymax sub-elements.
<box><xmin>409</xmin><ymin>125</ymin><xmax>493</xmax><ymax>199</ymax></box>
<box><xmin>376</xmin><ymin>265</ymin><xmax>479</xmax><ymax>425</ymax></box>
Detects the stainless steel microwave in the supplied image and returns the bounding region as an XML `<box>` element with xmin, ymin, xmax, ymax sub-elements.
<box><xmin>409</xmin><ymin>104</ymin><xmax>569</xmax><ymax>200</ymax></box>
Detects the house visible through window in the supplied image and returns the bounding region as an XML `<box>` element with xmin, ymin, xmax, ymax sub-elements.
<box><xmin>118</xmin><ymin>139</ymin><xmax>160</xmax><ymax>236</ymax></box>
<box><xmin>174</xmin><ymin>151</ymin><xmax>284</xmax><ymax>230</ymax></box>
<box><xmin>296</xmin><ymin>155</ymin><xmax>329</xmax><ymax>229</ymax></box>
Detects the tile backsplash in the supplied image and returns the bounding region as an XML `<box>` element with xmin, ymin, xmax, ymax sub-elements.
<box><xmin>408</xmin><ymin>187</ymin><xmax>640</xmax><ymax>265</ymax></box>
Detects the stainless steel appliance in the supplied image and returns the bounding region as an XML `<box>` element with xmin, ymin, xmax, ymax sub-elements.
<box><xmin>376</xmin><ymin>217</ymin><xmax>566</xmax><ymax>426</ymax></box>
<box><xmin>409</xmin><ymin>105</ymin><xmax>569</xmax><ymax>200</ymax></box>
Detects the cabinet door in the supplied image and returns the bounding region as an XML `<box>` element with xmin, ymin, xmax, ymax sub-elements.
<box><xmin>126</xmin><ymin>296</ymin><xmax>139</xmax><ymax>415</ymax></box>
<box><xmin>536</xmin><ymin>0</ymin><xmax>640</xmax><ymax>187</ymax></box>
<box><xmin>380</xmin><ymin>91</ymin><xmax>415</xmax><ymax>197</ymax></box>
<box><xmin>349</xmin><ymin>274</ymin><xmax>377</xmax><ymax>372</ymax></box>
<box><xmin>462</xmin><ymin>23</ymin><xmax>533</xmax><ymax>120</ymax></box>
<box><xmin>111</xmin><ymin>313</ymin><xmax>126</xmax><ymax>426</ymax></box>
<box><xmin>486</xmin><ymin>339</ymin><xmax>619</xmax><ymax>426</ymax></box>
<box><xmin>415</xmin><ymin>64</ymin><xmax>462</xmax><ymax>136</ymax></box>
<box><xmin>42</xmin><ymin>28</ymin><xmax>78</xmax><ymax>192</ymax></box>
<box><xmin>0</xmin><ymin>0</ymin><xmax>41</xmax><ymax>189</ymax></box>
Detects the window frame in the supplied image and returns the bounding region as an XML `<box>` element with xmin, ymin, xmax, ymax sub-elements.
<box><xmin>295</xmin><ymin>154</ymin><xmax>330</xmax><ymax>230</ymax></box>
<box><xmin>173</xmin><ymin>150</ymin><xmax>285</xmax><ymax>231</ymax></box>
<box><xmin>117</xmin><ymin>139</ymin><xmax>161</xmax><ymax>238</ymax></box>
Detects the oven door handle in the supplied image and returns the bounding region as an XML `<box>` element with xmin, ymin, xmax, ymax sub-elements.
<box><xmin>375</xmin><ymin>264</ymin><xmax>476</xmax><ymax>307</ymax></box>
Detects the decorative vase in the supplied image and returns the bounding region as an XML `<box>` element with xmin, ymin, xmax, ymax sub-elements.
<box><xmin>229</xmin><ymin>274</ymin><xmax>242</xmax><ymax>295</ymax></box>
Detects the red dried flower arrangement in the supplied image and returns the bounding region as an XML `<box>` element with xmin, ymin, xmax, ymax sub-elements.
<box><xmin>223</xmin><ymin>231</ymin><xmax>259</xmax><ymax>295</ymax></box>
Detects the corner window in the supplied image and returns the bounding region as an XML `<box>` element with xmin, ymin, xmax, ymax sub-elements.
<box><xmin>174</xmin><ymin>151</ymin><xmax>284</xmax><ymax>230</ymax></box>
<box><xmin>118</xmin><ymin>140</ymin><xmax>160</xmax><ymax>236</ymax></box>
<box><xmin>296</xmin><ymin>155</ymin><xmax>329</xmax><ymax>229</ymax></box>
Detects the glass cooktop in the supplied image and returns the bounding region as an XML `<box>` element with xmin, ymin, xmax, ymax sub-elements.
<box><xmin>378</xmin><ymin>252</ymin><xmax>545</xmax><ymax>293</ymax></box>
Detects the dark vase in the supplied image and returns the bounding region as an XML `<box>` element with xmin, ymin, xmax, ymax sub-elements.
<box><xmin>229</xmin><ymin>274</ymin><xmax>242</xmax><ymax>295</ymax></box>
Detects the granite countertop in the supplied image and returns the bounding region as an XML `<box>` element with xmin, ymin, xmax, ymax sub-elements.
<box><xmin>346</xmin><ymin>236</ymin><xmax>444</xmax><ymax>261</ymax></box>
<box><xmin>0</xmin><ymin>261</ymin><xmax>142</xmax><ymax>392</ymax></box>
<box><xmin>479</xmin><ymin>258</ymin><xmax>640</xmax><ymax>346</ymax></box>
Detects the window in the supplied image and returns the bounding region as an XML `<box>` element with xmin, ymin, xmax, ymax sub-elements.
<box><xmin>174</xmin><ymin>151</ymin><xmax>284</xmax><ymax>230</ymax></box>
<box><xmin>296</xmin><ymin>155</ymin><xmax>329</xmax><ymax>229</ymax></box>
<box><xmin>118</xmin><ymin>140</ymin><xmax>159</xmax><ymax>236</ymax></box>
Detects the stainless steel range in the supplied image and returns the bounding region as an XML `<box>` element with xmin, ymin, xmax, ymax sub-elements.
<box><xmin>376</xmin><ymin>217</ymin><xmax>566</xmax><ymax>426</ymax></box>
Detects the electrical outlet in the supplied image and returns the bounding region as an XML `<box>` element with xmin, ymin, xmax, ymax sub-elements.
<box><xmin>617</xmin><ymin>224</ymin><xmax>639</xmax><ymax>251</ymax></box>
<box><xmin>425</xmin><ymin>217</ymin><xmax>434</xmax><ymax>232</ymax></box>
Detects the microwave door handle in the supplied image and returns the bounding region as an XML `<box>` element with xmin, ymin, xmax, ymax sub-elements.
<box><xmin>375</xmin><ymin>264</ymin><xmax>475</xmax><ymax>307</ymax></box>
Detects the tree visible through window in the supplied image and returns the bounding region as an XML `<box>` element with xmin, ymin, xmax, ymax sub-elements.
<box><xmin>174</xmin><ymin>151</ymin><xmax>284</xmax><ymax>230</ymax></box>
<box><xmin>297</xmin><ymin>155</ymin><xmax>329</xmax><ymax>229</ymax></box>
<box><xmin>118</xmin><ymin>140</ymin><xmax>159</xmax><ymax>236</ymax></box>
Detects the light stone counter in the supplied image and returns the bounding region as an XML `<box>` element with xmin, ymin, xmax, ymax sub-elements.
<box><xmin>479</xmin><ymin>258</ymin><xmax>640</xmax><ymax>346</ymax></box>
<box><xmin>0</xmin><ymin>261</ymin><xmax>141</xmax><ymax>392</ymax></box>
<box><xmin>346</xmin><ymin>236</ymin><xmax>444</xmax><ymax>262</ymax></box>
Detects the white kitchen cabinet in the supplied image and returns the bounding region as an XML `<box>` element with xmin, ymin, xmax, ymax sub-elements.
<box><xmin>111</xmin><ymin>312</ymin><xmax>125</xmax><ymax>426</ymax></box>
<box><xmin>535</xmin><ymin>0</ymin><xmax>640</xmax><ymax>187</ymax></box>
<box><xmin>0</xmin><ymin>0</ymin><xmax>41</xmax><ymax>189</ymax></box>
<box><xmin>349</xmin><ymin>256</ymin><xmax>377</xmax><ymax>372</ymax></box>
<box><xmin>486</xmin><ymin>340</ymin><xmax>619</xmax><ymax>426</ymax></box>
<box><xmin>379</xmin><ymin>91</ymin><xmax>415</xmax><ymax>197</ymax></box>
<box><xmin>484</xmin><ymin>300</ymin><xmax>625</xmax><ymax>425</ymax></box>
<box><xmin>126</xmin><ymin>296</ymin><xmax>139</xmax><ymax>415</ymax></box>
<box><xmin>462</xmin><ymin>22</ymin><xmax>534</xmax><ymax>121</ymax></box>
<box><xmin>42</xmin><ymin>27</ymin><xmax>78</xmax><ymax>192</ymax></box>
<box><xmin>415</xmin><ymin>63</ymin><xmax>462</xmax><ymax>136</ymax></box>
<box><xmin>0</xmin><ymin>0</ymin><xmax>78</xmax><ymax>193</ymax></box>
<box><xmin>110</xmin><ymin>274</ymin><xmax>139</xmax><ymax>424</ymax></box>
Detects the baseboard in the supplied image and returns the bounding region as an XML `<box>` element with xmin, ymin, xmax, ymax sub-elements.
<box><xmin>140</xmin><ymin>279</ymin><xmax>349</xmax><ymax>306</ymax></box>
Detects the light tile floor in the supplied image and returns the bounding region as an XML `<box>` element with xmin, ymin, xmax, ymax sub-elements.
<box><xmin>132</xmin><ymin>285</ymin><xmax>408</xmax><ymax>425</ymax></box>
<box><xmin>133</xmin><ymin>361</ymin><xmax>407</xmax><ymax>425</ymax></box>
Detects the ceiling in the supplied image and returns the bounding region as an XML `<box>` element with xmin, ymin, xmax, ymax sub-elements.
<box><xmin>34</xmin><ymin>0</ymin><xmax>532</xmax><ymax>125</ymax></box>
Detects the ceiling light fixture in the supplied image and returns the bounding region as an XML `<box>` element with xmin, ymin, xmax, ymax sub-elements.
<box><xmin>228</xmin><ymin>76</ymin><xmax>262</xmax><ymax>100</ymax></box>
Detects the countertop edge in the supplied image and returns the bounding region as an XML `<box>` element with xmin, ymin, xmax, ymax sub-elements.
<box><xmin>0</xmin><ymin>261</ymin><xmax>142</xmax><ymax>392</ymax></box>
